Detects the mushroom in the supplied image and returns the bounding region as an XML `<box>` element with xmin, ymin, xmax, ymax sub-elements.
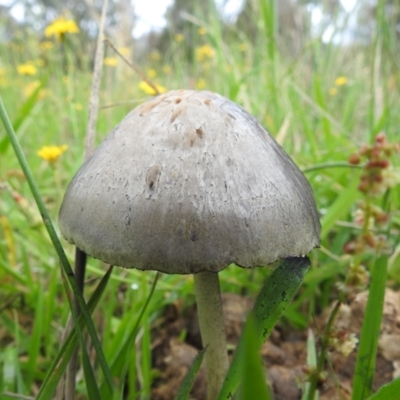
<box><xmin>59</xmin><ymin>90</ymin><xmax>320</xmax><ymax>399</ymax></box>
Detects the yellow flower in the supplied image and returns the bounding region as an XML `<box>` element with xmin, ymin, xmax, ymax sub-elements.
<box><xmin>37</xmin><ymin>145</ymin><xmax>68</xmax><ymax>164</ymax></box>
<box><xmin>45</xmin><ymin>17</ymin><xmax>79</xmax><ymax>41</ymax></box>
<box><xmin>74</xmin><ymin>103</ymin><xmax>83</xmax><ymax>111</ymax></box>
<box><xmin>163</xmin><ymin>65</ymin><xmax>172</xmax><ymax>74</ymax></box>
<box><xmin>40</xmin><ymin>41</ymin><xmax>54</xmax><ymax>51</ymax></box>
<box><xmin>264</xmin><ymin>115</ymin><xmax>273</xmax><ymax>128</ymax></box>
<box><xmin>0</xmin><ymin>70</ymin><xmax>7</xmax><ymax>87</ymax></box>
<box><xmin>104</xmin><ymin>57</ymin><xmax>117</xmax><ymax>67</ymax></box>
<box><xmin>196</xmin><ymin>78</ymin><xmax>206</xmax><ymax>89</ymax></box>
<box><xmin>195</xmin><ymin>44</ymin><xmax>214</xmax><ymax>62</ymax></box>
<box><xmin>23</xmin><ymin>81</ymin><xmax>50</xmax><ymax>99</ymax></box>
<box><xmin>198</xmin><ymin>27</ymin><xmax>207</xmax><ymax>35</ymax></box>
<box><xmin>175</xmin><ymin>33</ymin><xmax>184</xmax><ymax>42</ymax></box>
<box><xmin>147</xmin><ymin>68</ymin><xmax>157</xmax><ymax>78</ymax></box>
<box><xmin>149</xmin><ymin>51</ymin><xmax>161</xmax><ymax>61</ymax></box>
<box><xmin>17</xmin><ymin>62</ymin><xmax>37</xmax><ymax>76</ymax></box>
<box><xmin>335</xmin><ymin>76</ymin><xmax>348</xmax><ymax>86</ymax></box>
<box><xmin>119</xmin><ymin>47</ymin><xmax>130</xmax><ymax>56</ymax></box>
<box><xmin>239</xmin><ymin>43</ymin><xmax>247</xmax><ymax>51</ymax></box>
<box><xmin>329</xmin><ymin>87</ymin><xmax>338</xmax><ymax>96</ymax></box>
<box><xmin>23</xmin><ymin>80</ymin><xmax>40</xmax><ymax>97</ymax></box>
<box><xmin>41</xmin><ymin>88</ymin><xmax>52</xmax><ymax>98</ymax></box>
<box><xmin>139</xmin><ymin>81</ymin><xmax>166</xmax><ymax>95</ymax></box>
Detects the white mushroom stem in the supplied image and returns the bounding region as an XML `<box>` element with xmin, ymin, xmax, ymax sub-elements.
<box><xmin>193</xmin><ymin>271</ymin><xmax>229</xmax><ymax>400</ymax></box>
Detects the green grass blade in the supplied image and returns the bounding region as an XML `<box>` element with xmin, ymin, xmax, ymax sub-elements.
<box><xmin>26</xmin><ymin>288</ymin><xmax>44</xmax><ymax>387</ymax></box>
<box><xmin>0</xmin><ymin>259</ymin><xmax>27</xmax><ymax>285</ymax></box>
<box><xmin>236</xmin><ymin>316</ymin><xmax>272</xmax><ymax>400</ymax></box>
<box><xmin>217</xmin><ymin>257</ymin><xmax>310</xmax><ymax>399</ymax></box>
<box><xmin>99</xmin><ymin>272</ymin><xmax>159</xmax><ymax>397</ymax></box>
<box><xmin>175</xmin><ymin>347</ymin><xmax>207</xmax><ymax>400</ymax></box>
<box><xmin>313</xmin><ymin>75</ymin><xmax>332</xmax><ymax>140</ymax></box>
<box><xmin>302</xmin><ymin>329</ymin><xmax>318</xmax><ymax>400</ymax></box>
<box><xmin>141</xmin><ymin>318</ymin><xmax>152</xmax><ymax>398</ymax></box>
<box><xmin>36</xmin><ymin>266</ymin><xmax>113</xmax><ymax>400</ymax></box>
<box><xmin>303</xmin><ymin>163</ymin><xmax>362</xmax><ymax>174</ymax></box>
<box><xmin>81</xmin><ymin>343</ymin><xmax>103</xmax><ymax>400</ymax></box>
<box><xmin>352</xmin><ymin>255</ymin><xmax>388</xmax><ymax>400</ymax></box>
<box><xmin>0</xmin><ymin>95</ymin><xmax>114</xmax><ymax>394</ymax></box>
<box><xmin>2</xmin><ymin>346</ymin><xmax>17</xmax><ymax>393</ymax></box>
<box><xmin>320</xmin><ymin>174</ymin><xmax>360</xmax><ymax>240</ymax></box>
<box><xmin>60</xmin><ymin>271</ymin><xmax>101</xmax><ymax>399</ymax></box>
<box><xmin>0</xmin><ymin>78</ymin><xmax>46</xmax><ymax>154</ymax></box>
<box><xmin>366</xmin><ymin>377</ymin><xmax>400</xmax><ymax>400</ymax></box>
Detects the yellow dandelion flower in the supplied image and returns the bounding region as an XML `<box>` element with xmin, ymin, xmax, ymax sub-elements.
<box><xmin>74</xmin><ymin>103</ymin><xmax>83</xmax><ymax>111</ymax></box>
<box><xmin>198</xmin><ymin>27</ymin><xmax>207</xmax><ymax>35</ymax></box>
<box><xmin>195</xmin><ymin>44</ymin><xmax>214</xmax><ymax>62</ymax></box>
<box><xmin>17</xmin><ymin>62</ymin><xmax>37</xmax><ymax>76</ymax></box>
<box><xmin>45</xmin><ymin>17</ymin><xmax>79</xmax><ymax>41</ymax></box>
<box><xmin>24</xmin><ymin>80</ymin><xmax>50</xmax><ymax>99</ymax></box>
<box><xmin>139</xmin><ymin>81</ymin><xmax>166</xmax><ymax>95</ymax></box>
<box><xmin>175</xmin><ymin>33</ymin><xmax>184</xmax><ymax>42</ymax></box>
<box><xmin>11</xmin><ymin>44</ymin><xmax>24</xmax><ymax>52</ymax></box>
<box><xmin>37</xmin><ymin>145</ymin><xmax>68</xmax><ymax>164</ymax></box>
<box><xmin>0</xmin><ymin>69</ymin><xmax>8</xmax><ymax>88</ymax></box>
<box><xmin>196</xmin><ymin>78</ymin><xmax>206</xmax><ymax>89</ymax></box>
<box><xmin>119</xmin><ymin>47</ymin><xmax>130</xmax><ymax>56</ymax></box>
<box><xmin>149</xmin><ymin>51</ymin><xmax>161</xmax><ymax>61</ymax></box>
<box><xmin>163</xmin><ymin>65</ymin><xmax>172</xmax><ymax>74</ymax></box>
<box><xmin>264</xmin><ymin>115</ymin><xmax>273</xmax><ymax>127</ymax></box>
<box><xmin>335</xmin><ymin>76</ymin><xmax>348</xmax><ymax>86</ymax></box>
<box><xmin>40</xmin><ymin>41</ymin><xmax>54</xmax><ymax>51</ymax></box>
<box><xmin>23</xmin><ymin>80</ymin><xmax>40</xmax><ymax>98</ymax></box>
<box><xmin>387</xmin><ymin>74</ymin><xmax>396</xmax><ymax>90</ymax></box>
<box><xmin>104</xmin><ymin>57</ymin><xmax>117</xmax><ymax>67</ymax></box>
<box><xmin>147</xmin><ymin>68</ymin><xmax>157</xmax><ymax>78</ymax></box>
<box><xmin>40</xmin><ymin>89</ymin><xmax>51</xmax><ymax>98</ymax></box>
<box><xmin>239</xmin><ymin>43</ymin><xmax>247</xmax><ymax>51</ymax></box>
<box><xmin>329</xmin><ymin>87</ymin><xmax>338</xmax><ymax>96</ymax></box>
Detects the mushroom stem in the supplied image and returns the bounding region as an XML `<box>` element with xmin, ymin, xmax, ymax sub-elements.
<box><xmin>193</xmin><ymin>271</ymin><xmax>229</xmax><ymax>400</ymax></box>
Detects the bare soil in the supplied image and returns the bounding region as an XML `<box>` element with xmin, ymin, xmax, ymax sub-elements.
<box><xmin>151</xmin><ymin>289</ymin><xmax>400</xmax><ymax>400</ymax></box>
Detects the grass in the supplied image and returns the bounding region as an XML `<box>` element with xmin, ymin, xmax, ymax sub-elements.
<box><xmin>1</xmin><ymin>0</ymin><xmax>400</xmax><ymax>399</ymax></box>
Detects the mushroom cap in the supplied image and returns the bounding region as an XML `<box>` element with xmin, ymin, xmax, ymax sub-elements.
<box><xmin>59</xmin><ymin>90</ymin><xmax>320</xmax><ymax>274</ymax></box>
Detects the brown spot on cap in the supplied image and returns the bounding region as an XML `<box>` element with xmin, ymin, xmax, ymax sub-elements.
<box><xmin>171</xmin><ymin>107</ymin><xmax>182</xmax><ymax>123</ymax></box>
<box><xmin>138</xmin><ymin>95</ymin><xmax>167</xmax><ymax>116</ymax></box>
<box><xmin>146</xmin><ymin>165</ymin><xmax>161</xmax><ymax>192</ymax></box>
<box><xmin>196</xmin><ymin>128</ymin><xmax>204</xmax><ymax>138</ymax></box>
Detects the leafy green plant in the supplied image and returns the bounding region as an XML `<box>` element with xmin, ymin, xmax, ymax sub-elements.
<box><xmin>217</xmin><ymin>258</ymin><xmax>310</xmax><ymax>399</ymax></box>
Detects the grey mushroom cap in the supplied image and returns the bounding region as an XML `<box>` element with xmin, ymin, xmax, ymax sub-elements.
<box><xmin>59</xmin><ymin>90</ymin><xmax>320</xmax><ymax>274</ymax></box>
